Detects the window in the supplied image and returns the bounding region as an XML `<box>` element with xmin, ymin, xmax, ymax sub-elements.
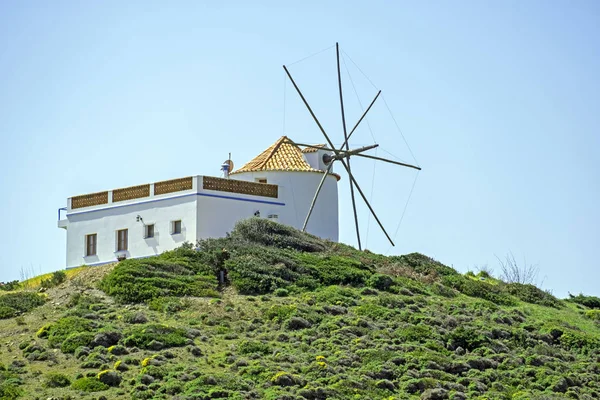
<box><xmin>117</xmin><ymin>229</ymin><xmax>128</xmax><ymax>251</ymax></box>
<box><xmin>172</xmin><ymin>220</ymin><xmax>182</xmax><ymax>234</ymax></box>
<box><xmin>256</xmin><ymin>178</ymin><xmax>267</xmax><ymax>184</ymax></box>
<box><xmin>145</xmin><ymin>224</ymin><xmax>154</xmax><ymax>238</ymax></box>
<box><xmin>85</xmin><ymin>234</ymin><xmax>97</xmax><ymax>256</ymax></box>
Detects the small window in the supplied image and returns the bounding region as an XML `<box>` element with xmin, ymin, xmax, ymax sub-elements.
<box><xmin>256</xmin><ymin>178</ymin><xmax>267</xmax><ymax>184</ymax></box>
<box><xmin>172</xmin><ymin>220</ymin><xmax>182</xmax><ymax>235</ymax></box>
<box><xmin>86</xmin><ymin>234</ymin><xmax>97</xmax><ymax>256</ymax></box>
<box><xmin>117</xmin><ymin>229</ymin><xmax>128</xmax><ymax>251</ymax></box>
<box><xmin>145</xmin><ymin>224</ymin><xmax>154</xmax><ymax>238</ymax></box>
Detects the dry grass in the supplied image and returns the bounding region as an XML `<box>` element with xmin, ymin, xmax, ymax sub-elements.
<box><xmin>19</xmin><ymin>266</ymin><xmax>89</xmax><ymax>289</ymax></box>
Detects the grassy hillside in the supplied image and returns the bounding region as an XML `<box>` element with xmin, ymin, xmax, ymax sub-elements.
<box><xmin>1</xmin><ymin>219</ymin><xmax>599</xmax><ymax>400</ymax></box>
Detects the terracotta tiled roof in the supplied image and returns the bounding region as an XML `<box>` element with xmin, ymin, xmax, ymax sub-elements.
<box><xmin>302</xmin><ymin>144</ymin><xmax>326</xmax><ymax>153</ymax></box>
<box><xmin>230</xmin><ymin>136</ymin><xmax>340</xmax><ymax>180</ymax></box>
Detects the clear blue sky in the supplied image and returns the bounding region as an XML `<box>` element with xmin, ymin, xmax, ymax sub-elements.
<box><xmin>1</xmin><ymin>1</ymin><xmax>598</xmax><ymax>298</ymax></box>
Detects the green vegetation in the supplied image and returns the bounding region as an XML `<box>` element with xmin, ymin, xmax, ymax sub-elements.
<box><xmin>71</xmin><ymin>377</ymin><xmax>109</xmax><ymax>392</ymax></box>
<box><xmin>98</xmin><ymin>247</ymin><xmax>219</xmax><ymax>303</ymax></box>
<box><xmin>0</xmin><ymin>292</ymin><xmax>45</xmax><ymax>319</ymax></box>
<box><xmin>40</xmin><ymin>271</ymin><xmax>66</xmax><ymax>289</ymax></box>
<box><xmin>0</xmin><ymin>218</ymin><xmax>599</xmax><ymax>399</ymax></box>
<box><xmin>0</xmin><ymin>280</ymin><xmax>20</xmax><ymax>291</ymax></box>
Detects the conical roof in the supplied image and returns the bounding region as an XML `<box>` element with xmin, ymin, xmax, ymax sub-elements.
<box><xmin>231</xmin><ymin>136</ymin><xmax>322</xmax><ymax>174</ymax></box>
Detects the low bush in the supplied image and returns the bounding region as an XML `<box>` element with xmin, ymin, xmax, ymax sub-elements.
<box><xmin>585</xmin><ymin>310</ymin><xmax>600</xmax><ymax>321</ymax></box>
<box><xmin>40</xmin><ymin>271</ymin><xmax>67</xmax><ymax>289</ymax></box>
<box><xmin>447</xmin><ymin>326</ymin><xmax>489</xmax><ymax>351</ymax></box>
<box><xmin>122</xmin><ymin>324</ymin><xmax>188</xmax><ymax>349</ymax></box>
<box><xmin>238</xmin><ymin>340</ymin><xmax>271</xmax><ymax>355</ymax></box>
<box><xmin>70</xmin><ymin>377</ymin><xmax>109</xmax><ymax>392</ymax></box>
<box><xmin>367</xmin><ymin>274</ymin><xmax>394</xmax><ymax>291</ymax></box>
<box><xmin>99</xmin><ymin>249</ymin><xmax>219</xmax><ymax>303</ymax></box>
<box><xmin>568</xmin><ymin>293</ymin><xmax>600</xmax><ymax>309</ymax></box>
<box><xmin>0</xmin><ymin>292</ymin><xmax>46</xmax><ymax>319</ymax></box>
<box><xmin>43</xmin><ymin>373</ymin><xmax>71</xmax><ymax>388</ymax></box>
<box><xmin>298</xmin><ymin>253</ymin><xmax>372</xmax><ymax>287</ymax></box>
<box><xmin>0</xmin><ymin>382</ymin><xmax>23</xmax><ymax>399</ymax></box>
<box><xmin>559</xmin><ymin>331</ymin><xmax>600</xmax><ymax>353</ymax></box>
<box><xmin>229</xmin><ymin>218</ymin><xmax>326</xmax><ymax>253</ymax></box>
<box><xmin>442</xmin><ymin>275</ymin><xmax>516</xmax><ymax>306</ymax></box>
<box><xmin>38</xmin><ymin>316</ymin><xmax>95</xmax><ymax>348</ymax></box>
<box><xmin>505</xmin><ymin>283</ymin><xmax>561</xmax><ymax>308</ymax></box>
<box><xmin>61</xmin><ymin>332</ymin><xmax>95</xmax><ymax>354</ymax></box>
<box><xmin>148</xmin><ymin>297</ymin><xmax>191</xmax><ymax>313</ymax></box>
<box><xmin>390</xmin><ymin>253</ymin><xmax>458</xmax><ymax>277</ymax></box>
<box><xmin>0</xmin><ymin>281</ymin><xmax>20</xmax><ymax>291</ymax></box>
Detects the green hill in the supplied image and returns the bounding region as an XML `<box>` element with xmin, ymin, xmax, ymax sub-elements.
<box><xmin>1</xmin><ymin>219</ymin><xmax>599</xmax><ymax>400</ymax></box>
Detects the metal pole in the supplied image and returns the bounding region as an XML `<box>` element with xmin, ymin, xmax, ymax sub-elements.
<box><xmin>302</xmin><ymin>162</ymin><xmax>334</xmax><ymax>231</ymax></box>
<box><xmin>340</xmin><ymin>90</ymin><xmax>381</xmax><ymax>150</ymax></box>
<box><xmin>337</xmin><ymin>43</ymin><xmax>362</xmax><ymax>250</ymax></box>
<box><xmin>283</xmin><ymin>65</ymin><xmax>340</xmax><ymax>154</ymax></box>
<box><xmin>354</xmin><ymin>153</ymin><xmax>421</xmax><ymax>170</ymax></box>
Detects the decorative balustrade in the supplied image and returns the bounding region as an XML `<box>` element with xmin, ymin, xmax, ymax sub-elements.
<box><xmin>154</xmin><ymin>177</ymin><xmax>193</xmax><ymax>195</ymax></box>
<box><xmin>69</xmin><ymin>175</ymin><xmax>278</xmax><ymax>210</ymax></box>
<box><xmin>203</xmin><ymin>176</ymin><xmax>278</xmax><ymax>198</ymax></box>
<box><xmin>71</xmin><ymin>191</ymin><xmax>109</xmax><ymax>209</ymax></box>
<box><xmin>112</xmin><ymin>184</ymin><xmax>151</xmax><ymax>203</ymax></box>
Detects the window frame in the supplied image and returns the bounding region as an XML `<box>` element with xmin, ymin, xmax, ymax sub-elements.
<box><xmin>85</xmin><ymin>234</ymin><xmax>97</xmax><ymax>257</ymax></box>
<box><xmin>144</xmin><ymin>224</ymin><xmax>155</xmax><ymax>239</ymax></box>
<box><xmin>171</xmin><ymin>220</ymin><xmax>182</xmax><ymax>235</ymax></box>
<box><xmin>116</xmin><ymin>229</ymin><xmax>128</xmax><ymax>251</ymax></box>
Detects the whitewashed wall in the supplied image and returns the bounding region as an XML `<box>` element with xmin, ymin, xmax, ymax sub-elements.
<box><xmin>196</xmin><ymin>191</ymin><xmax>286</xmax><ymax>240</ymax></box>
<box><xmin>65</xmin><ymin>195</ymin><xmax>198</xmax><ymax>268</ymax></box>
<box><xmin>60</xmin><ymin>171</ymin><xmax>339</xmax><ymax>268</ymax></box>
<box><xmin>230</xmin><ymin>171</ymin><xmax>339</xmax><ymax>241</ymax></box>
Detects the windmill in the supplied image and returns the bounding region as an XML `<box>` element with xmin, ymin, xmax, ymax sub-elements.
<box><xmin>283</xmin><ymin>43</ymin><xmax>421</xmax><ymax>250</ymax></box>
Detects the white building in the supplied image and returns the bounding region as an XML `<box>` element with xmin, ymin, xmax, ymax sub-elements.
<box><xmin>57</xmin><ymin>136</ymin><xmax>339</xmax><ymax>268</ymax></box>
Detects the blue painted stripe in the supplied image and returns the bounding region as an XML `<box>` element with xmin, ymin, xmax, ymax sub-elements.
<box><xmin>67</xmin><ymin>191</ymin><xmax>285</xmax><ymax>216</ymax></box>
<box><xmin>197</xmin><ymin>192</ymin><xmax>285</xmax><ymax>206</ymax></box>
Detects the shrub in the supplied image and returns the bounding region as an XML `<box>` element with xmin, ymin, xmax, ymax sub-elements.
<box><xmin>71</xmin><ymin>377</ymin><xmax>109</xmax><ymax>392</ymax></box>
<box><xmin>148</xmin><ymin>297</ymin><xmax>190</xmax><ymax>313</ymax></box>
<box><xmin>0</xmin><ymin>292</ymin><xmax>46</xmax><ymax>319</ymax></box>
<box><xmin>99</xmin><ymin>251</ymin><xmax>218</xmax><ymax>303</ymax></box>
<box><xmin>61</xmin><ymin>332</ymin><xmax>95</xmax><ymax>353</ymax></box>
<box><xmin>40</xmin><ymin>271</ymin><xmax>67</xmax><ymax>289</ymax></box>
<box><xmin>559</xmin><ymin>331</ymin><xmax>600</xmax><ymax>353</ymax></box>
<box><xmin>0</xmin><ymin>382</ymin><xmax>23</xmax><ymax>399</ymax></box>
<box><xmin>229</xmin><ymin>218</ymin><xmax>326</xmax><ymax>253</ymax></box>
<box><xmin>297</xmin><ymin>254</ymin><xmax>372</xmax><ymax>287</ymax></box>
<box><xmin>238</xmin><ymin>340</ymin><xmax>271</xmax><ymax>355</ymax></box>
<box><xmin>442</xmin><ymin>275</ymin><xmax>516</xmax><ymax>306</ymax></box>
<box><xmin>397</xmin><ymin>324</ymin><xmax>432</xmax><ymax>343</ymax></box>
<box><xmin>505</xmin><ymin>283</ymin><xmax>561</xmax><ymax>308</ymax></box>
<box><xmin>122</xmin><ymin>324</ymin><xmax>188</xmax><ymax>349</ymax></box>
<box><xmin>273</xmin><ymin>288</ymin><xmax>289</xmax><ymax>297</ymax></box>
<box><xmin>264</xmin><ymin>304</ymin><xmax>297</xmax><ymax>322</ymax></box>
<box><xmin>367</xmin><ymin>274</ymin><xmax>394</xmax><ymax>291</ymax></box>
<box><xmin>447</xmin><ymin>326</ymin><xmax>489</xmax><ymax>351</ymax></box>
<box><xmin>390</xmin><ymin>253</ymin><xmax>458</xmax><ymax>277</ymax></box>
<box><xmin>44</xmin><ymin>373</ymin><xmax>71</xmax><ymax>388</ymax></box>
<box><xmin>568</xmin><ymin>293</ymin><xmax>600</xmax><ymax>309</ymax></box>
<box><xmin>0</xmin><ymin>281</ymin><xmax>20</xmax><ymax>291</ymax></box>
<box><xmin>40</xmin><ymin>316</ymin><xmax>94</xmax><ymax>348</ymax></box>
<box><xmin>286</xmin><ymin>317</ymin><xmax>311</xmax><ymax>330</ymax></box>
<box><xmin>226</xmin><ymin>255</ymin><xmax>290</xmax><ymax>294</ymax></box>
<box><xmin>585</xmin><ymin>310</ymin><xmax>600</xmax><ymax>321</ymax></box>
